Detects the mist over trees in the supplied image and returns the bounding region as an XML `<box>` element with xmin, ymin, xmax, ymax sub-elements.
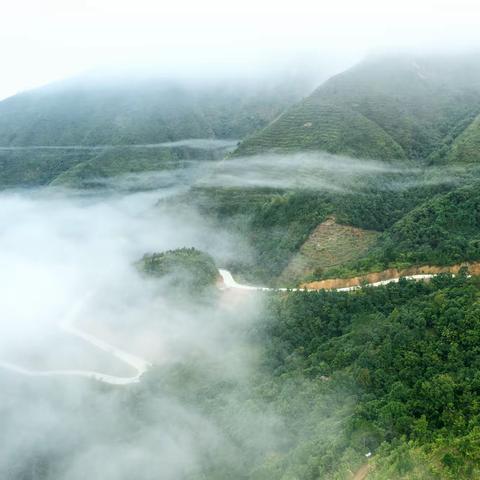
<box><xmin>2</xmin><ymin>47</ymin><xmax>480</xmax><ymax>480</ymax></box>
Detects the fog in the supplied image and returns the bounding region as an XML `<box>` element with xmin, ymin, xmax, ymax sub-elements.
<box><xmin>0</xmin><ymin>146</ymin><xmax>468</xmax><ymax>477</ymax></box>
<box><xmin>59</xmin><ymin>150</ymin><xmax>468</xmax><ymax>194</ymax></box>
<box><xmin>2</xmin><ymin>1</ymin><xmax>480</xmax><ymax>99</ymax></box>
<box><xmin>2</xmin><ymin>0</ymin><xmax>480</xmax><ymax>474</ymax></box>
<box><xmin>0</xmin><ymin>187</ymin><xmax>247</xmax><ymax>359</ymax></box>
<box><xmin>0</xmin><ymin>139</ymin><xmax>238</xmax><ymax>151</ymax></box>
<box><xmin>1</xmin><ymin>154</ymin><xmax>372</xmax><ymax>477</ymax></box>
<box><xmin>199</xmin><ymin>152</ymin><xmax>420</xmax><ymax>191</ymax></box>
<box><xmin>0</xmin><ymin>185</ymin><xmax>270</xmax><ymax>477</ymax></box>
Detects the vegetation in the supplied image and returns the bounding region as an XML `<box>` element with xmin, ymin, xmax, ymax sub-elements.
<box><xmin>279</xmin><ymin>218</ymin><xmax>380</xmax><ymax>283</ymax></box>
<box><xmin>49</xmin><ymin>145</ymin><xmax>225</xmax><ymax>189</ymax></box>
<box><xmin>235</xmin><ymin>54</ymin><xmax>480</xmax><ymax>162</ymax></box>
<box><xmin>234</xmin><ymin>99</ymin><xmax>407</xmax><ymax>161</ymax></box>
<box><xmin>172</xmin><ymin>178</ymin><xmax>451</xmax><ymax>284</ymax></box>
<box><xmin>5</xmin><ymin>53</ymin><xmax>480</xmax><ymax>478</ymax></box>
<box><xmin>444</xmin><ymin>114</ymin><xmax>480</xmax><ymax>164</ymax></box>
<box><xmin>7</xmin><ymin>275</ymin><xmax>480</xmax><ymax>479</ymax></box>
<box><xmin>0</xmin><ymin>148</ymin><xmax>99</xmax><ymax>188</ymax></box>
<box><xmin>0</xmin><ymin>76</ymin><xmax>305</xmax><ymax>147</ymax></box>
<box><xmin>0</xmin><ymin>144</ymin><xmax>230</xmax><ymax>190</ymax></box>
<box><xmin>320</xmin><ymin>181</ymin><xmax>480</xmax><ymax>279</ymax></box>
<box><xmin>250</xmin><ymin>273</ymin><xmax>480</xmax><ymax>478</ymax></box>
<box><xmin>137</xmin><ymin>247</ymin><xmax>218</xmax><ymax>294</ymax></box>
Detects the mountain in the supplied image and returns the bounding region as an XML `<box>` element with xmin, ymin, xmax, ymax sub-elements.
<box><xmin>360</xmin><ymin>182</ymin><xmax>480</xmax><ymax>270</ymax></box>
<box><xmin>444</xmin><ymin>113</ymin><xmax>480</xmax><ymax>164</ymax></box>
<box><xmin>0</xmin><ymin>73</ymin><xmax>309</xmax><ymax>147</ymax></box>
<box><xmin>235</xmin><ymin>54</ymin><xmax>480</xmax><ymax>162</ymax></box>
<box><xmin>0</xmin><ymin>72</ymin><xmax>312</xmax><ymax>188</ymax></box>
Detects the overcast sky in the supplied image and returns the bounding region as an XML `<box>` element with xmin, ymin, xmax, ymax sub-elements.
<box><xmin>1</xmin><ymin>0</ymin><xmax>480</xmax><ymax>100</ymax></box>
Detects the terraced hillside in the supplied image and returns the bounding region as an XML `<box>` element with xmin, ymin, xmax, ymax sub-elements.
<box><xmin>280</xmin><ymin>217</ymin><xmax>380</xmax><ymax>283</ymax></box>
<box><xmin>235</xmin><ymin>54</ymin><xmax>480</xmax><ymax>162</ymax></box>
<box><xmin>0</xmin><ymin>73</ymin><xmax>313</xmax><ymax>189</ymax></box>
<box><xmin>234</xmin><ymin>99</ymin><xmax>407</xmax><ymax>161</ymax></box>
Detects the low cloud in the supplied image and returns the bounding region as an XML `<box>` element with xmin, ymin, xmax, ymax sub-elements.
<box><xmin>0</xmin><ymin>185</ymin><xmax>269</xmax><ymax>478</ymax></box>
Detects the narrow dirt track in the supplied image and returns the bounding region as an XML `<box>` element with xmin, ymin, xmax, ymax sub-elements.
<box><xmin>352</xmin><ymin>463</ymin><xmax>370</xmax><ymax>480</ymax></box>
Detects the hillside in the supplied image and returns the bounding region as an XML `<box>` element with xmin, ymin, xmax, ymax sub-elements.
<box><xmin>49</xmin><ymin>144</ymin><xmax>230</xmax><ymax>189</ymax></box>
<box><xmin>234</xmin><ymin>99</ymin><xmax>407</xmax><ymax>160</ymax></box>
<box><xmin>445</xmin><ymin>113</ymin><xmax>480</xmax><ymax>164</ymax></box>
<box><xmin>137</xmin><ymin>247</ymin><xmax>218</xmax><ymax>294</ymax></box>
<box><xmin>310</xmin><ymin>181</ymin><xmax>480</xmax><ymax>280</ymax></box>
<box><xmin>0</xmin><ymin>74</ymin><xmax>307</xmax><ymax>147</ymax></box>
<box><xmin>169</xmin><ymin>177</ymin><xmax>449</xmax><ymax>284</ymax></box>
<box><xmin>0</xmin><ymin>72</ymin><xmax>311</xmax><ymax>189</ymax></box>
<box><xmin>279</xmin><ymin>217</ymin><xmax>380</xmax><ymax>284</ymax></box>
<box><xmin>372</xmin><ymin>182</ymin><xmax>480</xmax><ymax>267</ymax></box>
<box><xmin>255</xmin><ymin>274</ymin><xmax>480</xmax><ymax>478</ymax></box>
<box><xmin>235</xmin><ymin>54</ymin><xmax>480</xmax><ymax>162</ymax></box>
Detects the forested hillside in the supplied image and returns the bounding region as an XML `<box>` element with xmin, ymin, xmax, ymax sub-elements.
<box><xmin>4</xmin><ymin>54</ymin><xmax>480</xmax><ymax>480</ymax></box>
<box><xmin>235</xmin><ymin>54</ymin><xmax>480</xmax><ymax>162</ymax></box>
<box><xmin>0</xmin><ymin>75</ymin><xmax>306</xmax><ymax>147</ymax></box>
<box><xmin>137</xmin><ymin>247</ymin><xmax>218</xmax><ymax>294</ymax></box>
<box><xmin>253</xmin><ymin>273</ymin><xmax>480</xmax><ymax>478</ymax></box>
<box><xmin>0</xmin><ymin>72</ymin><xmax>311</xmax><ymax>189</ymax></box>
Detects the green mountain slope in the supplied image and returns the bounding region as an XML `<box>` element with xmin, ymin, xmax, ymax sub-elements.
<box><xmin>445</xmin><ymin>114</ymin><xmax>480</xmax><ymax>164</ymax></box>
<box><xmin>49</xmin><ymin>144</ymin><xmax>229</xmax><ymax>189</ymax></box>
<box><xmin>321</xmin><ymin>181</ymin><xmax>480</xmax><ymax>279</ymax></box>
<box><xmin>0</xmin><ymin>75</ymin><xmax>306</xmax><ymax>147</ymax></box>
<box><xmin>234</xmin><ymin>99</ymin><xmax>407</xmax><ymax>160</ymax></box>
<box><xmin>0</xmin><ymin>147</ymin><xmax>99</xmax><ymax>188</ymax></box>
<box><xmin>258</xmin><ymin>274</ymin><xmax>480</xmax><ymax>479</ymax></box>
<box><xmin>377</xmin><ymin>182</ymin><xmax>480</xmax><ymax>266</ymax></box>
<box><xmin>0</xmin><ymin>73</ymin><xmax>312</xmax><ymax>189</ymax></box>
<box><xmin>235</xmin><ymin>54</ymin><xmax>480</xmax><ymax>161</ymax></box>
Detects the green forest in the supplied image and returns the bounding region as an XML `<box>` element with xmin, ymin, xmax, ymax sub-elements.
<box><xmin>7</xmin><ymin>274</ymin><xmax>480</xmax><ymax>479</ymax></box>
<box><xmin>3</xmin><ymin>52</ymin><xmax>480</xmax><ymax>479</ymax></box>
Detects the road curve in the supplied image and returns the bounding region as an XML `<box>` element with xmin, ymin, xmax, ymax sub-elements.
<box><xmin>0</xmin><ymin>294</ymin><xmax>151</xmax><ymax>385</ymax></box>
<box><xmin>0</xmin><ymin>270</ymin><xmax>437</xmax><ymax>386</ymax></box>
<box><xmin>218</xmin><ymin>269</ymin><xmax>436</xmax><ymax>293</ymax></box>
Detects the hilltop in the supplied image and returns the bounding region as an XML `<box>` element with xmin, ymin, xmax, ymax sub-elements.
<box><xmin>0</xmin><ymin>73</ymin><xmax>310</xmax><ymax>147</ymax></box>
<box><xmin>235</xmin><ymin>53</ymin><xmax>480</xmax><ymax>163</ymax></box>
<box><xmin>0</xmin><ymin>72</ymin><xmax>312</xmax><ymax>189</ymax></box>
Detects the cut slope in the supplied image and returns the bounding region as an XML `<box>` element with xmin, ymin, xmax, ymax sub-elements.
<box><xmin>301</xmin><ymin>261</ymin><xmax>480</xmax><ymax>290</ymax></box>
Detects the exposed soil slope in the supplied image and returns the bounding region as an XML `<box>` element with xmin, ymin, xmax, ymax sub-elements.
<box><xmin>301</xmin><ymin>262</ymin><xmax>480</xmax><ymax>290</ymax></box>
<box><xmin>280</xmin><ymin>217</ymin><xmax>380</xmax><ymax>283</ymax></box>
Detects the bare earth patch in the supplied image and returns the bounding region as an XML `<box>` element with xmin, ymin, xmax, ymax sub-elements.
<box><xmin>301</xmin><ymin>261</ymin><xmax>480</xmax><ymax>291</ymax></box>
<box><xmin>352</xmin><ymin>463</ymin><xmax>371</xmax><ymax>480</ymax></box>
<box><xmin>280</xmin><ymin>217</ymin><xmax>380</xmax><ymax>284</ymax></box>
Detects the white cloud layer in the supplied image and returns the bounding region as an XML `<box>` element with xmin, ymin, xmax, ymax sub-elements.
<box><xmin>1</xmin><ymin>0</ymin><xmax>480</xmax><ymax>99</ymax></box>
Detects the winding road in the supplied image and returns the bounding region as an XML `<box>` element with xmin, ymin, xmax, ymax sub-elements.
<box><xmin>218</xmin><ymin>269</ymin><xmax>436</xmax><ymax>292</ymax></box>
<box><xmin>1</xmin><ymin>269</ymin><xmax>436</xmax><ymax>385</ymax></box>
<box><xmin>0</xmin><ymin>294</ymin><xmax>151</xmax><ymax>385</ymax></box>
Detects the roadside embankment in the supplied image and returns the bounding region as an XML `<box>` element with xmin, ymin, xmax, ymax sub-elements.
<box><xmin>300</xmin><ymin>262</ymin><xmax>480</xmax><ymax>291</ymax></box>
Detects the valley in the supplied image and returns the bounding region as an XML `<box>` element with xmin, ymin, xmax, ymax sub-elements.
<box><xmin>2</xmin><ymin>53</ymin><xmax>480</xmax><ymax>479</ymax></box>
